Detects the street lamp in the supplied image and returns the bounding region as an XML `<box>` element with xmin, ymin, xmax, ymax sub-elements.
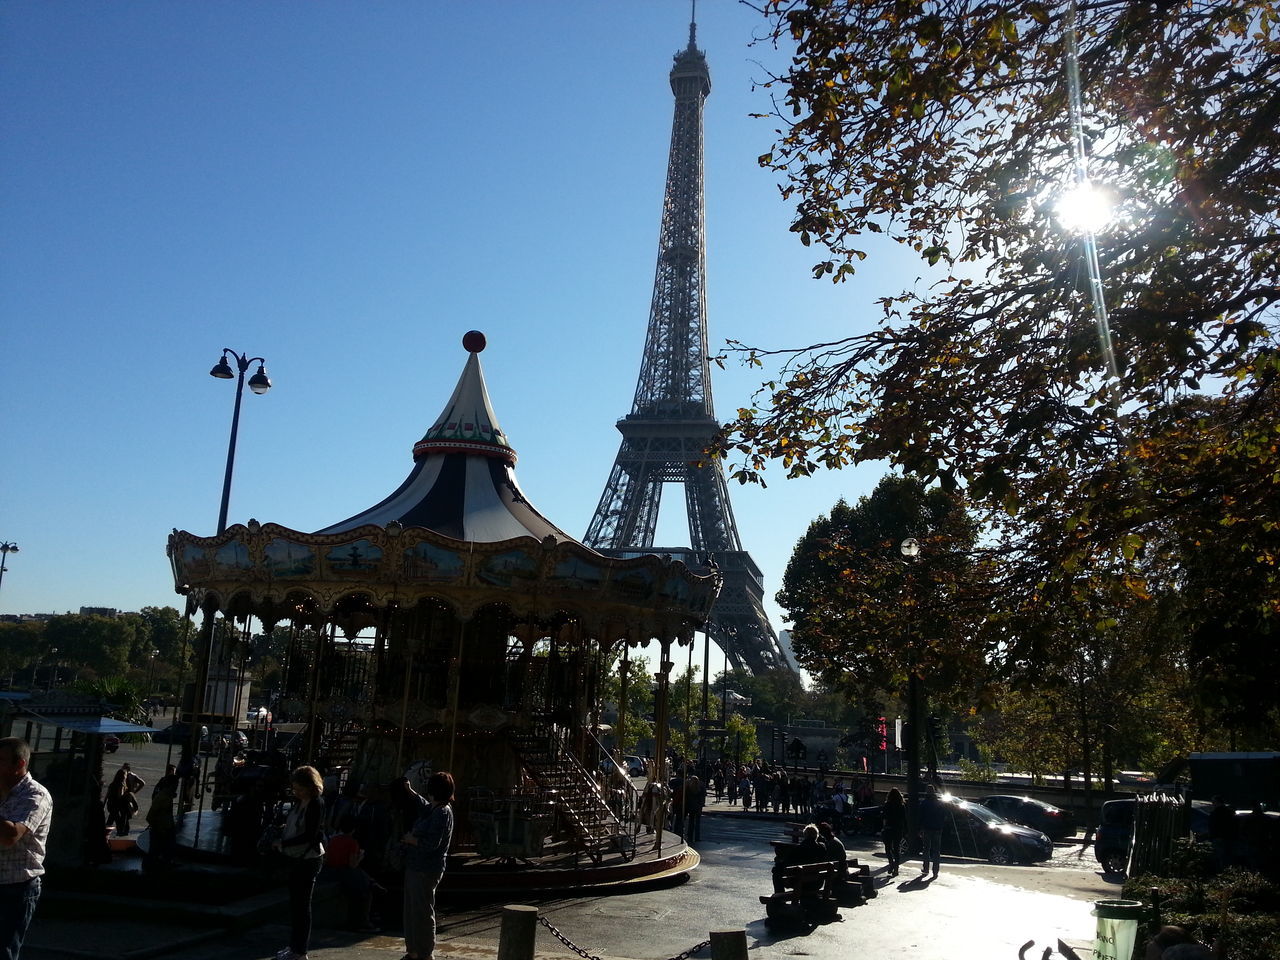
<box><xmin>900</xmin><ymin>537</ymin><xmax>923</xmax><ymax>846</ymax></box>
<box><xmin>146</xmin><ymin>648</ymin><xmax>161</xmax><ymax>694</ymax></box>
<box><xmin>209</xmin><ymin>349</ymin><xmax>272</xmax><ymax>536</ymax></box>
<box><xmin>46</xmin><ymin>647</ymin><xmax>58</xmax><ymax>693</ymax></box>
<box><xmin>0</xmin><ymin>541</ymin><xmax>18</xmax><ymax>604</ymax></box>
<box><xmin>192</xmin><ymin>350</ymin><xmax>271</xmax><ymax>766</ymax></box>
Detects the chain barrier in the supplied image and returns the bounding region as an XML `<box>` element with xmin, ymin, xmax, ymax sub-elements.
<box><xmin>537</xmin><ymin>914</ymin><xmax>710</xmax><ymax>960</ymax></box>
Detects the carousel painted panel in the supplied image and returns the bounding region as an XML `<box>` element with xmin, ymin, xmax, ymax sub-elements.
<box><xmin>178</xmin><ymin>543</ymin><xmax>213</xmax><ymax>582</ymax></box>
<box><xmin>213</xmin><ymin>540</ymin><xmax>253</xmax><ymax>575</ymax></box>
<box><xmin>263</xmin><ymin>538</ymin><xmax>318</xmax><ymax>578</ymax></box>
<box><xmin>548</xmin><ymin>555</ymin><xmax>606</xmax><ymax>592</ymax></box>
<box><xmin>402</xmin><ymin>540</ymin><xmax>465</xmax><ymax>582</ymax></box>
<box><xmin>323</xmin><ymin>539</ymin><xmax>384</xmax><ymax>579</ymax></box>
<box><xmin>606</xmin><ymin>566</ymin><xmax>656</xmax><ymax>603</ymax></box>
<box><xmin>475</xmin><ymin>548</ymin><xmax>537</xmax><ymax>588</ymax></box>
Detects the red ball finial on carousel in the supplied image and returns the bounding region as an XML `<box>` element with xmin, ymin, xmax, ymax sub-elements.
<box><xmin>463</xmin><ymin>330</ymin><xmax>487</xmax><ymax>353</ymax></box>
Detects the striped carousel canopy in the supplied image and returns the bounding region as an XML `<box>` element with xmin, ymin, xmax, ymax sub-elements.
<box><xmin>314</xmin><ymin>331</ymin><xmax>576</xmax><ymax>544</ymax></box>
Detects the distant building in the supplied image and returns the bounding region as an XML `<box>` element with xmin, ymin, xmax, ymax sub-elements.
<box><xmin>776</xmin><ymin>630</ymin><xmax>802</xmax><ymax>673</ymax></box>
<box><xmin>78</xmin><ymin>606</ymin><xmax>118</xmax><ymax>618</ymax></box>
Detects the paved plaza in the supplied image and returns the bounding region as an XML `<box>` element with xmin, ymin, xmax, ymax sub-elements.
<box><xmin>26</xmin><ymin>770</ymin><xmax>1117</xmax><ymax>960</ymax></box>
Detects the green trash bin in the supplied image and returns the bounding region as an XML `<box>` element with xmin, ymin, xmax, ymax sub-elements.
<box><xmin>1093</xmin><ymin>898</ymin><xmax>1145</xmax><ymax>960</ymax></box>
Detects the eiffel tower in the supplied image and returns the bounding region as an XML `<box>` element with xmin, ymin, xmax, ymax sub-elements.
<box><xmin>584</xmin><ymin>16</ymin><xmax>785</xmax><ymax>674</ymax></box>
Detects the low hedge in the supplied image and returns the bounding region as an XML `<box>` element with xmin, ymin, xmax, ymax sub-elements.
<box><xmin>1124</xmin><ymin>867</ymin><xmax>1280</xmax><ymax>960</ymax></box>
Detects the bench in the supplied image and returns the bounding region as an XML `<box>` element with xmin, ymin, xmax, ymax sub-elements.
<box><xmin>769</xmin><ymin>840</ymin><xmax>877</xmax><ymax>904</ymax></box>
<box><xmin>759</xmin><ymin>861</ymin><xmax>840</xmax><ymax>922</ymax></box>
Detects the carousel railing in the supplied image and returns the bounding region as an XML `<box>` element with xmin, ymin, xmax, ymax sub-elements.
<box><xmin>509</xmin><ymin>721</ymin><xmax>635</xmax><ymax>864</ymax></box>
<box><xmin>581</xmin><ymin>723</ymin><xmax>641</xmax><ymax>827</ymax></box>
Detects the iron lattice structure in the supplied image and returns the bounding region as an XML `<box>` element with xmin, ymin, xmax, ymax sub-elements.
<box><xmin>584</xmin><ymin>23</ymin><xmax>785</xmax><ymax>674</ymax></box>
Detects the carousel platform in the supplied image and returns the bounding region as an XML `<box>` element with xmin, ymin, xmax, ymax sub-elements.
<box><xmin>157</xmin><ymin>807</ymin><xmax>698</xmax><ymax>895</ymax></box>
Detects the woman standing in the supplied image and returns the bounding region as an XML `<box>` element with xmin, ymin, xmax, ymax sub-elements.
<box><xmin>274</xmin><ymin>766</ymin><xmax>327</xmax><ymax>960</ymax></box>
<box><xmin>881</xmin><ymin>787</ymin><xmax>906</xmax><ymax>877</ymax></box>
<box><xmin>401</xmin><ymin>771</ymin><xmax>455</xmax><ymax>960</ymax></box>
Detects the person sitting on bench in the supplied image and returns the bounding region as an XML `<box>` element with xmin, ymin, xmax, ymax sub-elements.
<box><xmin>818</xmin><ymin>822</ymin><xmax>848</xmax><ymax>880</ymax></box>
<box><xmin>772</xmin><ymin>823</ymin><xmax>830</xmax><ymax>893</ymax></box>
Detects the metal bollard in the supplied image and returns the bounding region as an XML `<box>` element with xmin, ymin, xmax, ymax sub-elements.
<box><xmin>498</xmin><ymin>904</ymin><xmax>539</xmax><ymax>960</ymax></box>
<box><xmin>710</xmin><ymin>930</ymin><xmax>748</xmax><ymax>960</ymax></box>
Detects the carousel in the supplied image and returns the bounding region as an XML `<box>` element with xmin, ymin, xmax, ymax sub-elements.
<box><xmin>166</xmin><ymin>331</ymin><xmax>718</xmax><ymax>885</ymax></box>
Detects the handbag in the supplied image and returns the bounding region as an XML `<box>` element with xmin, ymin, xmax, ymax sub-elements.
<box><xmin>257</xmin><ymin>822</ymin><xmax>283</xmax><ymax>857</ymax></box>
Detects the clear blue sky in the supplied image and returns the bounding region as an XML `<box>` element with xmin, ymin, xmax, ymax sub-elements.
<box><xmin>2</xmin><ymin>2</ymin><xmax>911</xmax><ymax>658</ymax></box>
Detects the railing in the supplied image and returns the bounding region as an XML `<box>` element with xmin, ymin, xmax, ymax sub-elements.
<box><xmin>582</xmin><ymin>724</ymin><xmax>641</xmax><ymax>827</ymax></box>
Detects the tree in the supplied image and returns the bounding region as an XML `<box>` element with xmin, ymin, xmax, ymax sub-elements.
<box><xmin>778</xmin><ymin>474</ymin><xmax>992</xmax><ymax>709</ymax></box>
<box><xmin>719</xmin><ymin>1</ymin><xmax>1280</xmax><ymax>719</ymax></box>
<box><xmin>601</xmin><ymin>654</ymin><xmax>655</xmax><ymax>756</ymax></box>
<box><xmin>42</xmin><ymin>614</ymin><xmax>136</xmax><ymax>680</ymax></box>
<box><xmin>0</xmin><ymin>622</ymin><xmax>44</xmax><ymax>685</ymax></box>
<box><xmin>713</xmin><ymin>666</ymin><xmax>809</xmax><ymax>724</ymax></box>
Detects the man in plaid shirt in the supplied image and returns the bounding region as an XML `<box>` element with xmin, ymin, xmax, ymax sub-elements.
<box><xmin>0</xmin><ymin>738</ymin><xmax>52</xmax><ymax>960</ymax></box>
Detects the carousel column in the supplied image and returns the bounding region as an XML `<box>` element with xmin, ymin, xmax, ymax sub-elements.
<box><xmin>305</xmin><ymin>624</ymin><xmax>327</xmax><ymax>762</ymax></box>
<box><xmin>447</xmin><ymin>618</ymin><xmax>467</xmax><ymax>772</ymax></box>
<box><xmin>395</xmin><ymin>637</ymin><xmax>415</xmax><ymax>774</ymax></box>
<box><xmin>652</xmin><ymin>643</ymin><xmax>674</xmax><ymax>853</ymax></box>
<box><xmin>617</xmin><ymin>646</ymin><xmax>630</xmax><ymax>765</ymax></box>
<box><xmin>187</xmin><ymin>596</ymin><xmax>220</xmax><ymax>765</ymax></box>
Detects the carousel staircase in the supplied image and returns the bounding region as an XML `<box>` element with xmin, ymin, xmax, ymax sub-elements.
<box><xmin>317</xmin><ymin>729</ymin><xmax>360</xmax><ymax>769</ymax></box>
<box><xmin>509</xmin><ymin>725</ymin><xmax>623</xmax><ymax>864</ymax></box>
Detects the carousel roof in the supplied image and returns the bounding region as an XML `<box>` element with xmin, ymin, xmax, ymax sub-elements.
<box><xmin>315</xmin><ymin>331</ymin><xmax>575</xmax><ymax>544</ymax></box>
<box><xmin>168</xmin><ymin>331</ymin><xmax>720</xmax><ymax>638</ymax></box>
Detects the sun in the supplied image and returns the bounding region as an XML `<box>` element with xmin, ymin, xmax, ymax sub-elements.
<box><xmin>1055</xmin><ymin>180</ymin><xmax>1114</xmax><ymax>234</ymax></box>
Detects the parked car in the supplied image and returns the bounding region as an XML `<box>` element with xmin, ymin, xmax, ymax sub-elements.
<box><xmin>979</xmin><ymin>795</ymin><xmax>1077</xmax><ymax>841</ymax></box>
<box><xmin>905</xmin><ymin>794</ymin><xmax>1054</xmax><ymax>864</ymax></box>
<box><xmin>600</xmin><ymin>755</ymin><xmax>647</xmax><ymax>778</ymax></box>
<box><xmin>151</xmin><ymin>723</ymin><xmax>214</xmax><ymax>752</ymax></box>
<box><xmin>103</xmin><ymin>735</ymin><xmax>120</xmax><ymax>754</ymax></box>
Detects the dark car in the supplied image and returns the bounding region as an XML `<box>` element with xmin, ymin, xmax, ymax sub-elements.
<box><xmin>151</xmin><ymin>723</ymin><xmax>214</xmax><ymax>752</ymax></box>
<box><xmin>1094</xmin><ymin>798</ymin><xmax>1225</xmax><ymax>876</ymax></box>
<box><xmin>103</xmin><ymin>735</ymin><xmax>120</xmax><ymax>754</ymax></box>
<box><xmin>979</xmin><ymin>795</ymin><xmax>1077</xmax><ymax>841</ymax></box>
<box><xmin>906</xmin><ymin>794</ymin><xmax>1054</xmax><ymax>864</ymax></box>
<box><xmin>1094</xmin><ymin>798</ymin><xmax>1136</xmax><ymax>874</ymax></box>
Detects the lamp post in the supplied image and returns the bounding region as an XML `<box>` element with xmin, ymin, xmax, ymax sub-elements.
<box><xmin>146</xmin><ymin>648</ymin><xmax>161</xmax><ymax>695</ymax></box>
<box><xmin>209</xmin><ymin>349</ymin><xmax>272</xmax><ymax>536</ymax></box>
<box><xmin>191</xmin><ymin>350</ymin><xmax>271</xmax><ymax>767</ymax></box>
<box><xmin>46</xmin><ymin>647</ymin><xmax>59</xmax><ymax>693</ymax></box>
<box><xmin>900</xmin><ymin>537</ymin><xmax>923</xmax><ymax>846</ymax></box>
<box><xmin>0</xmin><ymin>541</ymin><xmax>18</xmax><ymax>605</ymax></box>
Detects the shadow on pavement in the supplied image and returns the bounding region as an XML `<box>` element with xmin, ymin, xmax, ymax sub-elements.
<box><xmin>892</xmin><ymin>874</ymin><xmax>935</xmax><ymax>892</ymax></box>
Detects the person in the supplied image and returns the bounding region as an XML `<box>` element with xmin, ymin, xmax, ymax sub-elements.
<box><xmin>876</xmin><ymin>787</ymin><xmax>904</xmax><ymax>876</ymax></box>
<box><xmin>273</xmin><ymin>765</ymin><xmax>326</xmax><ymax>960</ymax></box>
<box><xmin>830</xmin><ymin>781</ymin><xmax>849</xmax><ymax>826</ymax></box>
<box><xmin>918</xmin><ymin>785</ymin><xmax>945</xmax><ymax>879</ymax></box>
<box><xmin>401</xmin><ymin>771</ymin><xmax>455</xmax><ymax>960</ymax></box>
<box><xmin>0</xmin><ymin>737</ymin><xmax>53</xmax><ymax>960</ymax></box>
<box><xmin>176</xmin><ymin>747</ymin><xmax>198</xmax><ymax>812</ymax></box>
<box><xmin>771</xmin><ymin>823</ymin><xmax>829</xmax><ymax>894</ymax></box>
<box><xmin>668</xmin><ymin>770</ymin><xmax>686</xmax><ymax>838</ymax></box>
<box><xmin>145</xmin><ymin>775</ymin><xmax>177</xmax><ymax>868</ymax></box>
<box><xmin>817</xmin><ymin>821</ymin><xmax>849</xmax><ymax>892</ymax></box>
<box><xmin>1144</xmin><ymin>925</ymin><xmax>1217</xmax><ymax>960</ymax></box>
<box><xmin>684</xmin><ymin>775</ymin><xmax>706</xmax><ymax>843</ymax></box>
<box><xmin>324</xmin><ymin>813</ymin><xmax>377</xmax><ymax>932</ymax></box>
<box><xmin>104</xmin><ymin>767</ymin><xmax>139</xmax><ymax>837</ymax></box>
